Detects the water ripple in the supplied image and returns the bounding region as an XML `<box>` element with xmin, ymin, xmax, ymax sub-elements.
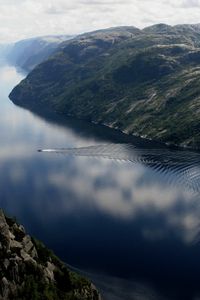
<box><xmin>39</xmin><ymin>144</ymin><xmax>200</xmax><ymax>194</ymax></box>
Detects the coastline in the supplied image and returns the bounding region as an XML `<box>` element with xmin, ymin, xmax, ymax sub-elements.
<box><xmin>0</xmin><ymin>209</ymin><xmax>101</xmax><ymax>300</ymax></box>
<box><xmin>10</xmin><ymin>96</ymin><xmax>199</xmax><ymax>152</ymax></box>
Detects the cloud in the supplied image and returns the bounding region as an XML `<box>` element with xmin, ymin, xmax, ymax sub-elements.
<box><xmin>0</xmin><ymin>0</ymin><xmax>200</xmax><ymax>43</ymax></box>
<box><xmin>181</xmin><ymin>0</ymin><xmax>200</xmax><ymax>7</ymax></box>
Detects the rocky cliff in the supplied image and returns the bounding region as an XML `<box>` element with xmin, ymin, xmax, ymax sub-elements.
<box><xmin>0</xmin><ymin>210</ymin><xmax>100</xmax><ymax>300</ymax></box>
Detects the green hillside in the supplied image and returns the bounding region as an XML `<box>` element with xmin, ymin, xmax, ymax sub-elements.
<box><xmin>9</xmin><ymin>24</ymin><xmax>200</xmax><ymax>148</ymax></box>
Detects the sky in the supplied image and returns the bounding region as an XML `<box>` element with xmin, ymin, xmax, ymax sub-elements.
<box><xmin>1</xmin><ymin>0</ymin><xmax>200</xmax><ymax>43</ymax></box>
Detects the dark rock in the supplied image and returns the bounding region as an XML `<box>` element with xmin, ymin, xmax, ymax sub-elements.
<box><xmin>0</xmin><ymin>210</ymin><xmax>101</xmax><ymax>300</ymax></box>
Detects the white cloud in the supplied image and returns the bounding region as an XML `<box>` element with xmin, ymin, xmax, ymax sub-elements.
<box><xmin>0</xmin><ymin>0</ymin><xmax>200</xmax><ymax>43</ymax></box>
<box><xmin>181</xmin><ymin>0</ymin><xmax>200</xmax><ymax>7</ymax></box>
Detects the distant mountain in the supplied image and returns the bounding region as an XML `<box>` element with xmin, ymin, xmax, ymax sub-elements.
<box><xmin>9</xmin><ymin>24</ymin><xmax>200</xmax><ymax>148</ymax></box>
<box><xmin>7</xmin><ymin>35</ymin><xmax>73</xmax><ymax>72</ymax></box>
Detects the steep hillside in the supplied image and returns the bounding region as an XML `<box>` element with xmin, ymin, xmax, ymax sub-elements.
<box><xmin>7</xmin><ymin>35</ymin><xmax>73</xmax><ymax>72</ymax></box>
<box><xmin>0</xmin><ymin>210</ymin><xmax>100</xmax><ymax>300</ymax></box>
<box><xmin>9</xmin><ymin>24</ymin><xmax>200</xmax><ymax>148</ymax></box>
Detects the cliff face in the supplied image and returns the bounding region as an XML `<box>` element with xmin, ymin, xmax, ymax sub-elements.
<box><xmin>0</xmin><ymin>210</ymin><xmax>100</xmax><ymax>300</ymax></box>
<box><xmin>9</xmin><ymin>24</ymin><xmax>200</xmax><ymax>149</ymax></box>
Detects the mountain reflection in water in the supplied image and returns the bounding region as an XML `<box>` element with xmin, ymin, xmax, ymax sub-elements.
<box><xmin>1</xmin><ymin>64</ymin><xmax>200</xmax><ymax>299</ymax></box>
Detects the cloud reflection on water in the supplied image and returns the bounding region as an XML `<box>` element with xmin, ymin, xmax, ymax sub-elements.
<box><xmin>1</xmin><ymin>64</ymin><xmax>200</xmax><ymax>298</ymax></box>
<box><xmin>1</xmin><ymin>150</ymin><xmax>200</xmax><ymax>246</ymax></box>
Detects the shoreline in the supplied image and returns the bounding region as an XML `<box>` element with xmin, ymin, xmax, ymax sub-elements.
<box><xmin>0</xmin><ymin>209</ymin><xmax>101</xmax><ymax>300</ymax></box>
<box><xmin>10</xmin><ymin>97</ymin><xmax>200</xmax><ymax>152</ymax></box>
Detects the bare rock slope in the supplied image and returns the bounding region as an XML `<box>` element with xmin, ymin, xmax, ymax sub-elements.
<box><xmin>0</xmin><ymin>210</ymin><xmax>100</xmax><ymax>300</ymax></box>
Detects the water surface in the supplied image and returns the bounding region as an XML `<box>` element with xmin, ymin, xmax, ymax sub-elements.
<box><xmin>1</xmin><ymin>64</ymin><xmax>200</xmax><ymax>300</ymax></box>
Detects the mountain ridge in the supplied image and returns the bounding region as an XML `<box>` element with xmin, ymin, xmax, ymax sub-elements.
<box><xmin>9</xmin><ymin>23</ymin><xmax>200</xmax><ymax>148</ymax></box>
<box><xmin>6</xmin><ymin>35</ymin><xmax>73</xmax><ymax>72</ymax></box>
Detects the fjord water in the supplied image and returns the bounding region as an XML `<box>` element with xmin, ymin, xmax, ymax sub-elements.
<box><xmin>1</xmin><ymin>64</ymin><xmax>200</xmax><ymax>300</ymax></box>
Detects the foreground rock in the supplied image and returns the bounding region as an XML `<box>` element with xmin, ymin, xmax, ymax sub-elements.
<box><xmin>0</xmin><ymin>210</ymin><xmax>100</xmax><ymax>300</ymax></box>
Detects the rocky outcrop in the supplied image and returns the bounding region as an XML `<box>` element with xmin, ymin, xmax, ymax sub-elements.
<box><xmin>0</xmin><ymin>210</ymin><xmax>100</xmax><ymax>300</ymax></box>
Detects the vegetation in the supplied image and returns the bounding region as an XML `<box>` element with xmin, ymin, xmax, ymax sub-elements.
<box><xmin>9</xmin><ymin>24</ymin><xmax>200</xmax><ymax>148</ymax></box>
<box><xmin>17</xmin><ymin>238</ymin><xmax>100</xmax><ymax>300</ymax></box>
<box><xmin>0</xmin><ymin>210</ymin><xmax>100</xmax><ymax>300</ymax></box>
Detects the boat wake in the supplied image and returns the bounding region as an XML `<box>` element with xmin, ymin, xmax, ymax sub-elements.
<box><xmin>38</xmin><ymin>143</ymin><xmax>200</xmax><ymax>195</ymax></box>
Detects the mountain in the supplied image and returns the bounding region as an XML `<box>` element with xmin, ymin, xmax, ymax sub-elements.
<box><xmin>9</xmin><ymin>24</ymin><xmax>200</xmax><ymax>148</ymax></box>
<box><xmin>0</xmin><ymin>210</ymin><xmax>100</xmax><ymax>300</ymax></box>
<box><xmin>7</xmin><ymin>35</ymin><xmax>73</xmax><ymax>72</ymax></box>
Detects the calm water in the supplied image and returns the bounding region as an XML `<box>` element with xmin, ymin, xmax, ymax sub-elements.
<box><xmin>1</xmin><ymin>64</ymin><xmax>200</xmax><ymax>300</ymax></box>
